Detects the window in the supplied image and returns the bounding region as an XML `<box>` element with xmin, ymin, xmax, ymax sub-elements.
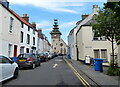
<box><xmin>21</xmin><ymin>31</ymin><xmax>23</xmax><ymax>43</ymax></box>
<box><xmin>1</xmin><ymin>58</ymin><xmax>10</xmax><ymax>63</ymax></box>
<box><xmin>94</xmin><ymin>49</ymin><xmax>100</xmax><ymax>58</ymax></box>
<box><xmin>101</xmin><ymin>49</ymin><xmax>107</xmax><ymax>59</ymax></box>
<box><xmin>56</xmin><ymin>43</ymin><xmax>57</xmax><ymax>45</ymax></box>
<box><xmin>21</xmin><ymin>22</ymin><xmax>24</xmax><ymax>28</ymax></box>
<box><xmin>33</xmin><ymin>29</ymin><xmax>35</xmax><ymax>34</ymax></box>
<box><xmin>27</xmin><ymin>34</ymin><xmax>30</xmax><ymax>44</ymax></box>
<box><xmin>8</xmin><ymin>44</ymin><xmax>12</xmax><ymax>57</ymax></box>
<box><xmin>54</xmin><ymin>47</ymin><xmax>56</xmax><ymax>50</ymax></box>
<box><xmin>10</xmin><ymin>17</ymin><xmax>14</xmax><ymax>33</ymax></box>
<box><xmin>33</xmin><ymin>37</ymin><xmax>35</xmax><ymax>45</ymax></box>
<box><xmin>60</xmin><ymin>43</ymin><xmax>63</xmax><ymax>47</ymax></box>
<box><xmin>28</xmin><ymin>26</ymin><xmax>30</xmax><ymax>31</ymax></box>
<box><xmin>26</xmin><ymin>48</ymin><xmax>29</xmax><ymax>53</ymax></box>
<box><xmin>93</xmin><ymin>37</ymin><xmax>99</xmax><ymax>40</ymax></box>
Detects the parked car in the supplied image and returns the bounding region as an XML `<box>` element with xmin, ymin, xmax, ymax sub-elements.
<box><xmin>48</xmin><ymin>53</ymin><xmax>53</xmax><ymax>59</ymax></box>
<box><xmin>0</xmin><ymin>55</ymin><xmax>19</xmax><ymax>82</ymax></box>
<box><xmin>16</xmin><ymin>53</ymin><xmax>40</xmax><ymax>69</ymax></box>
<box><xmin>37</xmin><ymin>53</ymin><xmax>48</xmax><ymax>62</ymax></box>
<box><xmin>44</xmin><ymin>52</ymin><xmax>49</xmax><ymax>61</ymax></box>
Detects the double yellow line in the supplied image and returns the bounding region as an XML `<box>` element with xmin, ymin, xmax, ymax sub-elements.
<box><xmin>64</xmin><ymin>58</ymin><xmax>91</xmax><ymax>87</ymax></box>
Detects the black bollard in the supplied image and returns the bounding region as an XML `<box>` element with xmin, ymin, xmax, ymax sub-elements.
<box><xmin>100</xmin><ymin>63</ymin><xmax>103</xmax><ymax>72</ymax></box>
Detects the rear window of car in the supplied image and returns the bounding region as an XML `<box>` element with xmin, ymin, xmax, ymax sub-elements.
<box><xmin>18</xmin><ymin>54</ymin><xmax>30</xmax><ymax>58</ymax></box>
<box><xmin>39</xmin><ymin>53</ymin><xmax>44</xmax><ymax>56</ymax></box>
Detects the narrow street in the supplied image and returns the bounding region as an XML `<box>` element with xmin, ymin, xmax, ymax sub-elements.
<box><xmin>3</xmin><ymin>56</ymin><xmax>84</xmax><ymax>86</ymax></box>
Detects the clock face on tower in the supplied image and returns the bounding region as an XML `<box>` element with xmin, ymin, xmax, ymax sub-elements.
<box><xmin>54</xmin><ymin>34</ymin><xmax>56</xmax><ymax>37</ymax></box>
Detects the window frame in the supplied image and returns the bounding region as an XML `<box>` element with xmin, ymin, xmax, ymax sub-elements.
<box><xmin>9</xmin><ymin>17</ymin><xmax>14</xmax><ymax>33</ymax></box>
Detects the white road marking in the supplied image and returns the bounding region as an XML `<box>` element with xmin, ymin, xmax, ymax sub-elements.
<box><xmin>53</xmin><ymin>64</ymin><xmax>58</xmax><ymax>68</ymax></box>
<box><xmin>55</xmin><ymin>59</ymin><xmax>63</xmax><ymax>62</ymax></box>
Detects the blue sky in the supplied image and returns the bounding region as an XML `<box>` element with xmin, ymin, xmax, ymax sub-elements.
<box><xmin>8</xmin><ymin>0</ymin><xmax>106</xmax><ymax>44</ymax></box>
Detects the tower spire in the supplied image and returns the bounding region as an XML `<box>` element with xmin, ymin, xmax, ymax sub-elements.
<box><xmin>50</xmin><ymin>19</ymin><xmax>62</xmax><ymax>35</ymax></box>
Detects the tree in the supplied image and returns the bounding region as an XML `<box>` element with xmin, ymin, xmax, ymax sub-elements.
<box><xmin>104</xmin><ymin>2</ymin><xmax>120</xmax><ymax>45</ymax></box>
<box><xmin>92</xmin><ymin>5</ymin><xmax>120</xmax><ymax>67</ymax></box>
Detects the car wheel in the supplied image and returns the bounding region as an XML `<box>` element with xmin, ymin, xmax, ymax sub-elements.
<box><xmin>32</xmin><ymin>63</ymin><xmax>35</xmax><ymax>69</ymax></box>
<box><xmin>13</xmin><ymin>68</ymin><xmax>19</xmax><ymax>79</ymax></box>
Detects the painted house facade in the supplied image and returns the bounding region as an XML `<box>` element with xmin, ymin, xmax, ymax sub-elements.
<box><xmin>37</xmin><ymin>29</ymin><xmax>52</xmax><ymax>53</ymax></box>
<box><xmin>37</xmin><ymin>29</ymin><xmax>44</xmax><ymax>53</ymax></box>
<box><xmin>67</xmin><ymin>5</ymin><xmax>100</xmax><ymax>61</ymax></box>
<box><xmin>20</xmin><ymin>15</ymin><xmax>38</xmax><ymax>54</ymax></box>
<box><xmin>68</xmin><ymin>27</ymin><xmax>76</xmax><ymax>60</ymax></box>
<box><xmin>76</xmin><ymin>5</ymin><xmax>118</xmax><ymax>66</ymax></box>
<box><xmin>0</xmin><ymin>1</ymin><xmax>21</xmax><ymax>57</ymax></box>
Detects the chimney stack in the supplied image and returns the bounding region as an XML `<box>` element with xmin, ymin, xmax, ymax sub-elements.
<box><xmin>92</xmin><ymin>5</ymin><xmax>99</xmax><ymax>13</ymax></box>
<box><xmin>38</xmin><ymin>29</ymin><xmax>42</xmax><ymax>33</ymax></box>
<box><xmin>82</xmin><ymin>14</ymin><xmax>89</xmax><ymax>20</ymax></box>
<box><xmin>31</xmin><ymin>22</ymin><xmax>36</xmax><ymax>29</ymax></box>
<box><xmin>22</xmin><ymin>14</ymin><xmax>29</xmax><ymax>22</ymax></box>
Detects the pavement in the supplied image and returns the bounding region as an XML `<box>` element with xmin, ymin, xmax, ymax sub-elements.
<box><xmin>64</xmin><ymin>56</ymin><xmax>120</xmax><ymax>87</ymax></box>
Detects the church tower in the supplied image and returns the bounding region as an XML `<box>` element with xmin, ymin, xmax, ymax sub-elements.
<box><xmin>50</xmin><ymin>19</ymin><xmax>62</xmax><ymax>54</ymax></box>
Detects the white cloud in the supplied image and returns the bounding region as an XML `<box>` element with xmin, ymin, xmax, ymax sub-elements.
<box><xmin>36</xmin><ymin>21</ymin><xmax>52</xmax><ymax>28</ymax></box>
<box><xmin>42</xmin><ymin>28</ymin><xmax>52</xmax><ymax>31</ymax></box>
<box><xmin>8</xmin><ymin>0</ymin><xmax>86</xmax><ymax>13</ymax></box>
<box><xmin>60</xmin><ymin>21</ymin><xmax>77</xmax><ymax>28</ymax></box>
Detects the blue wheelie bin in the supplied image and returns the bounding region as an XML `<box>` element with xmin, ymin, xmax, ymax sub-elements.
<box><xmin>94</xmin><ymin>58</ymin><xmax>103</xmax><ymax>72</ymax></box>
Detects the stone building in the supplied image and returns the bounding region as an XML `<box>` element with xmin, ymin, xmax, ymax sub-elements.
<box><xmin>50</xmin><ymin>19</ymin><xmax>67</xmax><ymax>55</ymax></box>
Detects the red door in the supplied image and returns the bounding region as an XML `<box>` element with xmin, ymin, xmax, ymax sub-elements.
<box><xmin>14</xmin><ymin>45</ymin><xmax>17</xmax><ymax>57</ymax></box>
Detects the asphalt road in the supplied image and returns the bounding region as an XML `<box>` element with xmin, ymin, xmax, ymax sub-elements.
<box><xmin>2</xmin><ymin>56</ymin><xmax>83</xmax><ymax>86</ymax></box>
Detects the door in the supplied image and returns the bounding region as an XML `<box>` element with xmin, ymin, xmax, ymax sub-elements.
<box><xmin>14</xmin><ymin>45</ymin><xmax>17</xmax><ymax>57</ymax></box>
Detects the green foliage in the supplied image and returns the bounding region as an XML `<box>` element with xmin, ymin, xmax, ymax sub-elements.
<box><xmin>92</xmin><ymin>2</ymin><xmax>120</xmax><ymax>44</ymax></box>
<box><xmin>107</xmin><ymin>62</ymin><xmax>120</xmax><ymax>76</ymax></box>
<box><xmin>107</xmin><ymin>67</ymin><xmax>120</xmax><ymax>76</ymax></box>
<box><xmin>104</xmin><ymin>2</ymin><xmax>120</xmax><ymax>18</ymax></box>
<box><xmin>92</xmin><ymin>2</ymin><xmax>120</xmax><ymax>67</ymax></box>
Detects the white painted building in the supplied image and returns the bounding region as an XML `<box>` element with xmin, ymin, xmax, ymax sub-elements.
<box><xmin>75</xmin><ymin>5</ymin><xmax>118</xmax><ymax>66</ymax></box>
<box><xmin>37</xmin><ymin>29</ymin><xmax>52</xmax><ymax>53</ymax></box>
<box><xmin>68</xmin><ymin>5</ymin><xmax>100</xmax><ymax>60</ymax></box>
<box><xmin>68</xmin><ymin>27</ymin><xmax>76</xmax><ymax>60</ymax></box>
<box><xmin>37</xmin><ymin>29</ymin><xmax>44</xmax><ymax>53</ymax></box>
<box><xmin>20</xmin><ymin>14</ymin><xmax>38</xmax><ymax>54</ymax></box>
<box><xmin>0</xmin><ymin>1</ymin><xmax>21</xmax><ymax>57</ymax></box>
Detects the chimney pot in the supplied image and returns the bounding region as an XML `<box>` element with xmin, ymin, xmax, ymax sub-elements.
<box><xmin>23</xmin><ymin>14</ymin><xmax>28</xmax><ymax>17</ymax></box>
<box><xmin>93</xmin><ymin>5</ymin><xmax>98</xmax><ymax>8</ymax></box>
<box><xmin>38</xmin><ymin>29</ymin><xmax>42</xmax><ymax>32</ymax></box>
<box><xmin>82</xmin><ymin>14</ymin><xmax>89</xmax><ymax>20</ymax></box>
<box><xmin>32</xmin><ymin>22</ymin><xmax>36</xmax><ymax>28</ymax></box>
<box><xmin>22</xmin><ymin>14</ymin><xmax>29</xmax><ymax>22</ymax></box>
<box><xmin>92</xmin><ymin>5</ymin><xmax>99</xmax><ymax>13</ymax></box>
